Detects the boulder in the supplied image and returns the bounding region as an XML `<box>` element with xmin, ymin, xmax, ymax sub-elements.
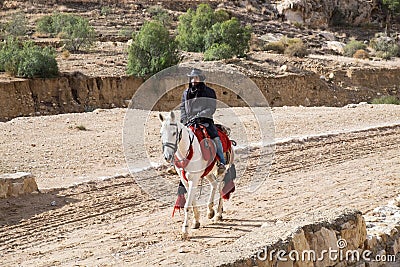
<box><xmin>277</xmin><ymin>0</ymin><xmax>379</xmax><ymax>28</ymax></box>
<box><xmin>0</xmin><ymin>172</ymin><xmax>39</xmax><ymax>198</ymax></box>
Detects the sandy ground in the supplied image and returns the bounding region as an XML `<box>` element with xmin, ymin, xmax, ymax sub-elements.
<box><xmin>0</xmin><ymin>105</ymin><xmax>399</xmax><ymax>266</ymax></box>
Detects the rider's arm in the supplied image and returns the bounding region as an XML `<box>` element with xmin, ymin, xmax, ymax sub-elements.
<box><xmin>180</xmin><ymin>90</ymin><xmax>188</xmax><ymax>124</ymax></box>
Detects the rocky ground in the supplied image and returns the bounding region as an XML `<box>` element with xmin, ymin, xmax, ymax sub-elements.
<box><xmin>0</xmin><ymin>0</ymin><xmax>400</xmax><ymax>266</ymax></box>
<box><xmin>0</xmin><ymin>105</ymin><xmax>399</xmax><ymax>266</ymax></box>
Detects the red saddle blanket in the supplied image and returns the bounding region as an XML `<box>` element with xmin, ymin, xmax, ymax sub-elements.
<box><xmin>174</xmin><ymin>124</ymin><xmax>232</xmax><ymax>178</ymax></box>
<box><xmin>190</xmin><ymin>124</ymin><xmax>231</xmax><ymax>162</ymax></box>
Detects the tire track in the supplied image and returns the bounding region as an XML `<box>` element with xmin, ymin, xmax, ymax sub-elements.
<box><xmin>0</xmin><ymin>125</ymin><xmax>399</xmax><ymax>263</ymax></box>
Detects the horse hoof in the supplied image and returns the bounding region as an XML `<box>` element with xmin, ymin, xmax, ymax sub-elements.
<box><xmin>207</xmin><ymin>209</ymin><xmax>215</xmax><ymax>219</ymax></box>
<box><xmin>214</xmin><ymin>214</ymin><xmax>223</xmax><ymax>222</ymax></box>
<box><xmin>181</xmin><ymin>232</ymin><xmax>189</xmax><ymax>240</ymax></box>
<box><xmin>192</xmin><ymin>221</ymin><xmax>200</xmax><ymax>229</ymax></box>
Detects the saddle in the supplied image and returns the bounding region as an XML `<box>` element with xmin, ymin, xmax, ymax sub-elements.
<box><xmin>174</xmin><ymin>123</ymin><xmax>232</xmax><ymax>177</ymax></box>
<box><xmin>189</xmin><ymin>123</ymin><xmax>232</xmax><ymax>177</ymax></box>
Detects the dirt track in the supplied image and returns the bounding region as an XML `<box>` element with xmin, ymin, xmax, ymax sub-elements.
<box><xmin>0</xmin><ymin>105</ymin><xmax>399</xmax><ymax>266</ymax></box>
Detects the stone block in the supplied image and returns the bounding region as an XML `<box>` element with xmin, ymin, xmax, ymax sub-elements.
<box><xmin>307</xmin><ymin>227</ymin><xmax>339</xmax><ymax>267</ymax></box>
<box><xmin>0</xmin><ymin>172</ymin><xmax>39</xmax><ymax>198</ymax></box>
<box><xmin>340</xmin><ymin>214</ymin><xmax>367</xmax><ymax>250</ymax></box>
<box><xmin>290</xmin><ymin>229</ymin><xmax>313</xmax><ymax>267</ymax></box>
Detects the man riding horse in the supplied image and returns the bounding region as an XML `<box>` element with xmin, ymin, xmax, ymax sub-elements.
<box><xmin>180</xmin><ymin>68</ymin><xmax>227</xmax><ymax>174</ymax></box>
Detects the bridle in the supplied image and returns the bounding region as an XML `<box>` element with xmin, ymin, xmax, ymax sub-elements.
<box><xmin>162</xmin><ymin>122</ymin><xmax>182</xmax><ymax>155</ymax></box>
<box><xmin>162</xmin><ymin>122</ymin><xmax>194</xmax><ymax>162</ymax></box>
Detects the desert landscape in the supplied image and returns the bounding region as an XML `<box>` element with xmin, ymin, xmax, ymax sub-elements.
<box><xmin>0</xmin><ymin>0</ymin><xmax>399</xmax><ymax>266</ymax></box>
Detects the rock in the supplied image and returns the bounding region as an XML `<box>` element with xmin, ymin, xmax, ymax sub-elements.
<box><xmin>340</xmin><ymin>214</ymin><xmax>367</xmax><ymax>250</ymax></box>
<box><xmin>0</xmin><ymin>172</ymin><xmax>39</xmax><ymax>198</ymax></box>
<box><xmin>326</xmin><ymin>41</ymin><xmax>346</xmax><ymax>54</ymax></box>
<box><xmin>290</xmin><ymin>229</ymin><xmax>313</xmax><ymax>267</ymax></box>
<box><xmin>319</xmin><ymin>31</ymin><xmax>336</xmax><ymax>41</ymax></box>
<box><xmin>279</xmin><ymin>65</ymin><xmax>288</xmax><ymax>72</ymax></box>
<box><xmin>277</xmin><ymin>0</ymin><xmax>378</xmax><ymax>28</ymax></box>
<box><xmin>307</xmin><ymin>227</ymin><xmax>339</xmax><ymax>267</ymax></box>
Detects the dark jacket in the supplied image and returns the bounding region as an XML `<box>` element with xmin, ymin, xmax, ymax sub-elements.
<box><xmin>180</xmin><ymin>82</ymin><xmax>217</xmax><ymax>125</ymax></box>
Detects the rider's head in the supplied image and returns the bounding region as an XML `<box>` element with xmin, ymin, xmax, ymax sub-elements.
<box><xmin>187</xmin><ymin>68</ymin><xmax>206</xmax><ymax>88</ymax></box>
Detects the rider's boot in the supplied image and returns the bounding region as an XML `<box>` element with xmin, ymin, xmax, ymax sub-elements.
<box><xmin>213</xmin><ymin>137</ymin><xmax>226</xmax><ymax>175</ymax></box>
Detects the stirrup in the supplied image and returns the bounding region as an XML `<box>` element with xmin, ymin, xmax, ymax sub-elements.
<box><xmin>217</xmin><ymin>162</ymin><xmax>226</xmax><ymax>175</ymax></box>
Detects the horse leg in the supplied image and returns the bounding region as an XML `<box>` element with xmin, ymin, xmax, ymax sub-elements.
<box><xmin>215</xmin><ymin>180</ymin><xmax>224</xmax><ymax>222</ymax></box>
<box><xmin>192</xmin><ymin>198</ymin><xmax>200</xmax><ymax>229</ymax></box>
<box><xmin>182</xmin><ymin>176</ymin><xmax>199</xmax><ymax>238</ymax></box>
<box><xmin>205</xmin><ymin>174</ymin><xmax>218</xmax><ymax>219</ymax></box>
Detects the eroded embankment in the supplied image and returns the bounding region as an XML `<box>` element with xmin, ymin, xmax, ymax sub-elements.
<box><xmin>1</xmin><ymin>67</ymin><xmax>400</xmax><ymax>121</ymax></box>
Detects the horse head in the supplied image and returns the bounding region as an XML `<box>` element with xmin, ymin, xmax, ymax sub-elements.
<box><xmin>159</xmin><ymin>111</ymin><xmax>181</xmax><ymax>163</ymax></box>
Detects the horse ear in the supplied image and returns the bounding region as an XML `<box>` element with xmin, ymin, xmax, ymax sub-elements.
<box><xmin>170</xmin><ymin>111</ymin><xmax>175</xmax><ymax>121</ymax></box>
<box><xmin>159</xmin><ymin>113</ymin><xmax>164</xmax><ymax>122</ymax></box>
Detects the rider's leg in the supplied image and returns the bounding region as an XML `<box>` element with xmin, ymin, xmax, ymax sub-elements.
<box><xmin>213</xmin><ymin>137</ymin><xmax>226</xmax><ymax>165</ymax></box>
<box><xmin>207</xmin><ymin>123</ymin><xmax>226</xmax><ymax>174</ymax></box>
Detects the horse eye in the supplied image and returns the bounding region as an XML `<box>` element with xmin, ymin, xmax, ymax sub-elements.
<box><xmin>172</xmin><ymin>132</ymin><xmax>176</xmax><ymax>136</ymax></box>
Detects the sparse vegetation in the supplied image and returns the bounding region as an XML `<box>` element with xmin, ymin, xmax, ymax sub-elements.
<box><xmin>370</xmin><ymin>33</ymin><xmax>400</xmax><ymax>59</ymax></box>
<box><xmin>3</xmin><ymin>12</ymin><xmax>28</xmax><ymax>37</ymax></box>
<box><xmin>127</xmin><ymin>21</ymin><xmax>179</xmax><ymax>77</ymax></box>
<box><xmin>284</xmin><ymin>39</ymin><xmax>309</xmax><ymax>57</ymax></box>
<box><xmin>263</xmin><ymin>37</ymin><xmax>309</xmax><ymax>57</ymax></box>
<box><xmin>263</xmin><ymin>41</ymin><xmax>285</xmax><ymax>54</ymax></box>
<box><xmin>381</xmin><ymin>0</ymin><xmax>400</xmax><ymax>29</ymax></box>
<box><xmin>118</xmin><ymin>27</ymin><xmax>134</xmax><ymax>38</ymax></box>
<box><xmin>36</xmin><ymin>13</ymin><xmax>96</xmax><ymax>52</ymax></box>
<box><xmin>61</xmin><ymin>49</ymin><xmax>70</xmax><ymax>59</ymax></box>
<box><xmin>100</xmin><ymin>6</ymin><xmax>113</xmax><ymax>16</ymax></box>
<box><xmin>343</xmin><ymin>39</ymin><xmax>367</xmax><ymax>57</ymax></box>
<box><xmin>0</xmin><ymin>38</ymin><xmax>58</xmax><ymax>78</ymax></box>
<box><xmin>371</xmin><ymin>95</ymin><xmax>400</xmax><ymax>104</ymax></box>
<box><xmin>147</xmin><ymin>5</ymin><xmax>172</xmax><ymax>27</ymax></box>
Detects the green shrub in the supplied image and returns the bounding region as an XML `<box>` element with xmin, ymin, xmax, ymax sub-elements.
<box><xmin>370</xmin><ymin>34</ymin><xmax>399</xmax><ymax>59</ymax></box>
<box><xmin>0</xmin><ymin>37</ymin><xmax>20</xmax><ymax>72</ymax></box>
<box><xmin>147</xmin><ymin>5</ymin><xmax>171</xmax><ymax>27</ymax></box>
<box><xmin>100</xmin><ymin>6</ymin><xmax>112</xmax><ymax>16</ymax></box>
<box><xmin>204</xmin><ymin>43</ymin><xmax>234</xmax><ymax>61</ymax></box>
<box><xmin>371</xmin><ymin>95</ymin><xmax>400</xmax><ymax>104</ymax></box>
<box><xmin>18</xmin><ymin>44</ymin><xmax>58</xmax><ymax>78</ymax></box>
<box><xmin>205</xmin><ymin>17</ymin><xmax>251</xmax><ymax>58</ymax></box>
<box><xmin>37</xmin><ymin>13</ymin><xmax>76</xmax><ymax>36</ymax></box>
<box><xmin>127</xmin><ymin>21</ymin><xmax>179</xmax><ymax>77</ymax></box>
<box><xmin>214</xmin><ymin>9</ymin><xmax>230</xmax><ymax>23</ymax></box>
<box><xmin>176</xmin><ymin>4</ymin><xmax>216</xmax><ymax>52</ymax></box>
<box><xmin>343</xmin><ymin>39</ymin><xmax>366</xmax><ymax>57</ymax></box>
<box><xmin>0</xmin><ymin>38</ymin><xmax>58</xmax><ymax>78</ymax></box>
<box><xmin>4</xmin><ymin>12</ymin><xmax>28</xmax><ymax>37</ymax></box>
<box><xmin>61</xmin><ymin>18</ymin><xmax>96</xmax><ymax>51</ymax></box>
<box><xmin>118</xmin><ymin>27</ymin><xmax>134</xmax><ymax>38</ymax></box>
<box><xmin>36</xmin><ymin>13</ymin><xmax>96</xmax><ymax>52</ymax></box>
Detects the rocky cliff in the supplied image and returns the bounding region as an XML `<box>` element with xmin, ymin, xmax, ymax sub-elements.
<box><xmin>277</xmin><ymin>0</ymin><xmax>382</xmax><ymax>28</ymax></box>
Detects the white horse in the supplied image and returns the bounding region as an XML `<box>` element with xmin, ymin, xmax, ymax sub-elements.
<box><xmin>159</xmin><ymin>111</ymin><xmax>234</xmax><ymax>238</ymax></box>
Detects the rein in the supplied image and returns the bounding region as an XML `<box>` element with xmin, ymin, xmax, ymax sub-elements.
<box><xmin>162</xmin><ymin>122</ymin><xmax>194</xmax><ymax>165</ymax></box>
